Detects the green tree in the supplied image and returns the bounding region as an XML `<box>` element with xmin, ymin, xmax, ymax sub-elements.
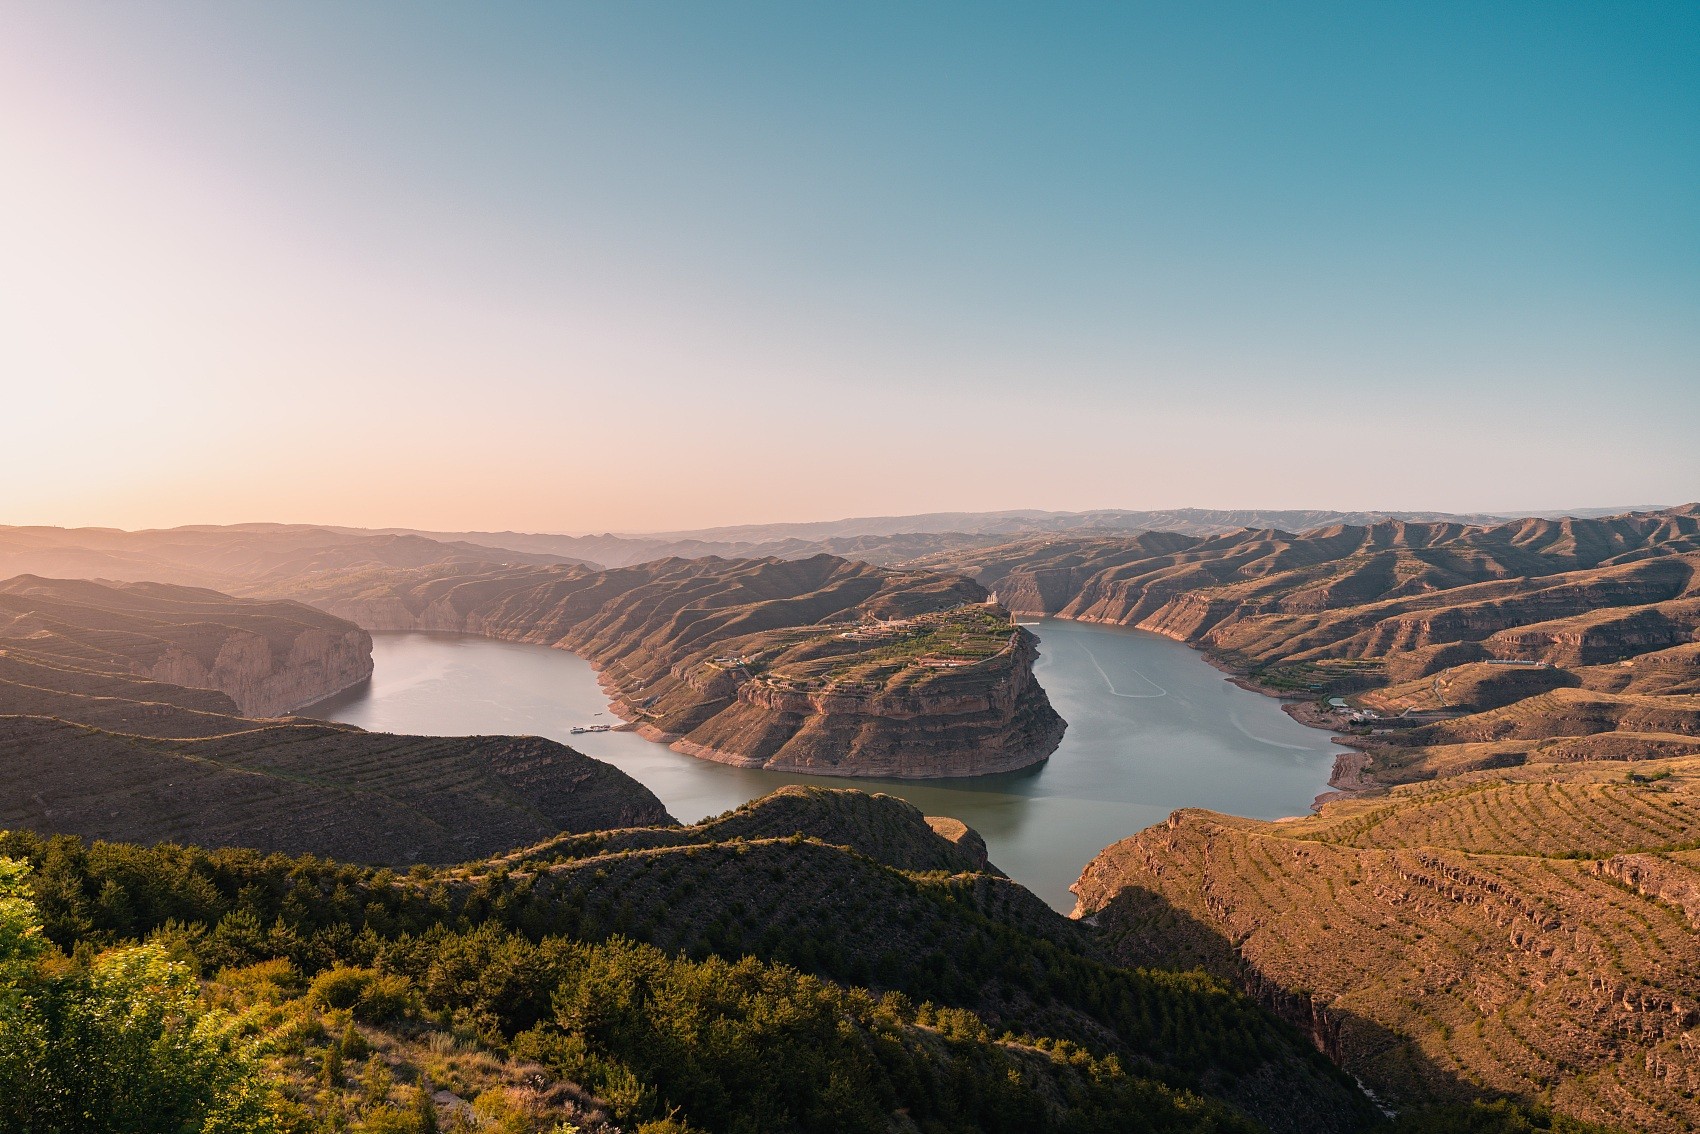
<box><xmin>0</xmin><ymin>856</ymin><xmax>278</xmax><ymax>1133</ymax></box>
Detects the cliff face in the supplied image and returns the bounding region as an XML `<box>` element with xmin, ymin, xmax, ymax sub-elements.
<box><xmin>275</xmin><ymin>555</ymin><xmax>1067</xmax><ymax>779</ymax></box>
<box><xmin>918</xmin><ymin>507</ymin><xmax>1700</xmax><ymax>782</ymax></box>
<box><xmin>0</xmin><ymin>574</ymin><xmax>374</xmax><ymax>716</ymax></box>
<box><xmin>140</xmin><ymin>624</ymin><xmax>373</xmax><ymax>717</ymax></box>
<box><xmin>644</xmin><ymin>626</ymin><xmax>1065</xmax><ymax>777</ymax></box>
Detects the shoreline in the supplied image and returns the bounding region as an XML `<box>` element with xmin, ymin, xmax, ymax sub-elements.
<box><xmin>1033</xmin><ymin>612</ymin><xmax>1378</xmax><ymax>810</ymax></box>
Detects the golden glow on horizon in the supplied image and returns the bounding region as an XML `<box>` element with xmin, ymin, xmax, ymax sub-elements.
<box><xmin>3</xmin><ymin>4</ymin><xmax>1694</xmax><ymax>533</ymax></box>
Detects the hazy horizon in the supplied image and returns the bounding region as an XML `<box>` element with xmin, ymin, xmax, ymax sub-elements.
<box><xmin>4</xmin><ymin>2</ymin><xmax>1695</xmax><ymax>532</ymax></box>
<box><xmin>3</xmin><ymin>501</ymin><xmax>1689</xmax><ymax>542</ymax></box>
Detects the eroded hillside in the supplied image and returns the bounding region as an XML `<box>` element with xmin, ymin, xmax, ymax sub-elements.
<box><xmin>0</xmin><ymin>574</ymin><xmax>375</xmax><ymax>715</ymax></box>
<box><xmin>1073</xmin><ymin>757</ymin><xmax>1700</xmax><ymax>1132</ymax></box>
<box><xmin>275</xmin><ymin>554</ymin><xmax>1067</xmax><ymax>777</ymax></box>
<box><xmin>919</xmin><ymin>506</ymin><xmax>1700</xmax><ymax>786</ymax></box>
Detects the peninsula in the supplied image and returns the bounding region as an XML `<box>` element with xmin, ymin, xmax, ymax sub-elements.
<box><xmin>280</xmin><ymin>553</ymin><xmax>1067</xmax><ymax>778</ymax></box>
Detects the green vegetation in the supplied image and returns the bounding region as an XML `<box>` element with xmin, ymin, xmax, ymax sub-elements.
<box><xmin>0</xmin><ymin>857</ymin><xmax>277</xmax><ymax>1133</ymax></box>
<box><xmin>0</xmin><ymin>823</ymin><xmax>1366</xmax><ymax>1133</ymax></box>
<box><xmin>1242</xmin><ymin>658</ymin><xmax>1385</xmax><ymax>696</ymax></box>
<box><xmin>756</xmin><ymin>605</ymin><xmax>1018</xmax><ymax>690</ymax></box>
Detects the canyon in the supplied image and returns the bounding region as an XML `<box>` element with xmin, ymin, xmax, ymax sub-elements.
<box><xmin>9</xmin><ymin>506</ymin><xmax>1700</xmax><ymax>1130</ymax></box>
<box><xmin>277</xmin><ymin>554</ymin><xmax>1067</xmax><ymax>778</ymax></box>
<box><xmin>992</xmin><ymin>505</ymin><xmax>1700</xmax><ymax>1131</ymax></box>
<box><xmin>913</xmin><ymin>506</ymin><xmax>1700</xmax><ymax>789</ymax></box>
<box><xmin>0</xmin><ymin>574</ymin><xmax>374</xmax><ymax>716</ymax></box>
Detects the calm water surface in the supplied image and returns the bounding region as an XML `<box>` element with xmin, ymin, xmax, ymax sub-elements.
<box><xmin>310</xmin><ymin>620</ymin><xmax>1336</xmax><ymax>910</ymax></box>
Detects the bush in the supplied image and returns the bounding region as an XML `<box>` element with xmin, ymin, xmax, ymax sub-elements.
<box><xmin>310</xmin><ymin>964</ymin><xmax>377</xmax><ymax>1010</ymax></box>
<box><xmin>0</xmin><ymin>857</ymin><xmax>279</xmax><ymax>1134</ymax></box>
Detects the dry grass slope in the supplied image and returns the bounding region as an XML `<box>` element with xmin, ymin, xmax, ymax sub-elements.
<box><xmin>1074</xmin><ymin>756</ymin><xmax>1700</xmax><ymax>1132</ymax></box>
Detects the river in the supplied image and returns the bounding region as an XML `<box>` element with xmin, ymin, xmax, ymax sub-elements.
<box><xmin>309</xmin><ymin>619</ymin><xmax>1337</xmax><ymax>911</ymax></box>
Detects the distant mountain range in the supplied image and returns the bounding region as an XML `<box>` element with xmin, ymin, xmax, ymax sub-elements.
<box><xmin>1</xmin><ymin>505</ymin><xmax>1679</xmax><ymax>580</ymax></box>
<box><xmin>339</xmin><ymin>504</ymin><xmax>1675</xmax><ymax>568</ymax></box>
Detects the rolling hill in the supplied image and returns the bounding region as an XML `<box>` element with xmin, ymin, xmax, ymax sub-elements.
<box><xmin>2</xmin><ymin>784</ymin><xmax>1379</xmax><ymax>1133</ymax></box>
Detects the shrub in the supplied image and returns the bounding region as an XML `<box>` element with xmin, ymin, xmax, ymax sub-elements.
<box><xmin>0</xmin><ymin>857</ymin><xmax>279</xmax><ymax>1134</ymax></box>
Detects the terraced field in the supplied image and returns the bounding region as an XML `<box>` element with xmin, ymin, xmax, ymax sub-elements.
<box><xmin>753</xmin><ymin>603</ymin><xmax>1021</xmax><ymax>689</ymax></box>
<box><xmin>0</xmin><ymin>714</ymin><xmax>671</xmax><ymax>863</ymax></box>
<box><xmin>0</xmin><ymin>574</ymin><xmax>674</xmax><ymax>863</ymax></box>
<box><xmin>1073</xmin><ymin>756</ymin><xmax>1700</xmax><ymax>1132</ymax></box>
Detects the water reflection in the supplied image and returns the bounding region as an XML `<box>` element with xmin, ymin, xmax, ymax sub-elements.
<box><xmin>309</xmin><ymin>620</ymin><xmax>1336</xmax><ymax>910</ymax></box>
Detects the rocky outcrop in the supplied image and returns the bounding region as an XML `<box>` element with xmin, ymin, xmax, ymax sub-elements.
<box><xmin>0</xmin><ymin>574</ymin><xmax>680</xmax><ymax>862</ymax></box>
<box><xmin>638</xmin><ymin>627</ymin><xmax>1064</xmax><ymax>777</ymax></box>
<box><xmin>140</xmin><ymin>624</ymin><xmax>372</xmax><ymax>717</ymax></box>
<box><xmin>924</xmin><ymin>814</ymin><xmax>990</xmax><ymax>870</ymax></box>
<box><xmin>0</xmin><ymin>574</ymin><xmax>374</xmax><ymax>716</ymax></box>
<box><xmin>272</xmin><ymin>555</ymin><xmax>1067</xmax><ymax>779</ymax></box>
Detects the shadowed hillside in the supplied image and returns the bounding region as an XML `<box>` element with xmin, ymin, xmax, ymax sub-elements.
<box><xmin>1</xmin><ymin>783</ymin><xmax>1379</xmax><ymax>1134</ymax></box>
<box><xmin>0</xmin><ymin>715</ymin><xmax>671</xmax><ymax>864</ymax></box>
<box><xmin>0</xmin><ymin>575</ymin><xmax>672</xmax><ymax>863</ymax></box>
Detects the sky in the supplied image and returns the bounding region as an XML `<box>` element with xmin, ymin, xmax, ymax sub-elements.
<box><xmin>1</xmin><ymin>2</ymin><xmax>1695</xmax><ymax>534</ymax></box>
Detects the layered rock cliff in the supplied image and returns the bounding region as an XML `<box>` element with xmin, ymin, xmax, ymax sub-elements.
<box><xmin>274</xmin><ymin>554</ymin><xmax>1067</xmax><ymax>778</ymax></box>
<box><xmin>0</xmin><ymin>574</ymin><xmax>373</xmax><ymax>715</ymax></box>
<box><xmin>917</xmin><ymin>506</ymin><xmax>1700</xmax><ymax>785</ymax></box>
<box><xmin>0</xmin><ymin>572</ymin><xmax>675</xmax><ymax>861</ymax></box>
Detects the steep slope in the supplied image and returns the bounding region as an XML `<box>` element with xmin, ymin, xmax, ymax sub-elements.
<box><xmin>1072</xmin><ymin>757</ymin><xmax>1700</xmax><ymax>1132</ymax></box>
<box><xmin>274</xmin><ymin>555</ymin><xmax>1067</xmax><ymax>778</ymax></box>
<box><xmin>0</xmin><ymin>574</ymin><xmax>374</xmax><ymax>716</ymax></box>
<box><xmin>920</xmin><ymin>506</ymin><xmax>1700</xmax><ymax>786</ymax></box>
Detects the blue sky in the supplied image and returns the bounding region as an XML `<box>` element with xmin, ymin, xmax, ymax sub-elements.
<box><xmin>1</xmin><ymin>2</ymin><xmax>1694</xmax><ymax>530</ymax></box>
